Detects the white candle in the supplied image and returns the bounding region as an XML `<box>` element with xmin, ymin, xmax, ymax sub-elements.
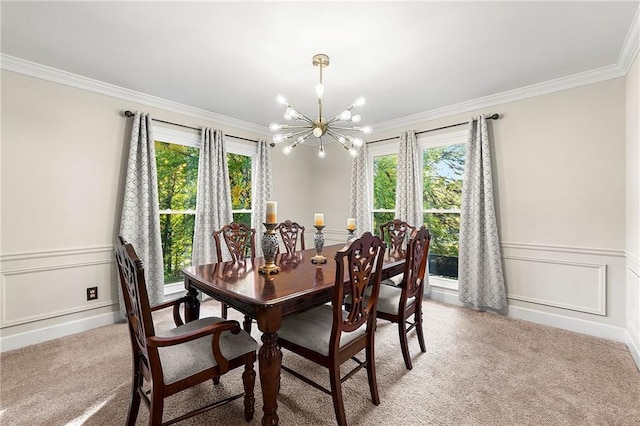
<box><xmin>266</xmin><ymin>201</ymin><xmax>277</xmax><ymax>224</ymax></box>
<box><xmin>347</xmin><ymin>218</ymin><xmax>356</xmax><ymax>230</ymax></box>
<box><xmin>314</xmin><ymin>213</ymin><xmax>324</xmax><ymax>227</ymax></box>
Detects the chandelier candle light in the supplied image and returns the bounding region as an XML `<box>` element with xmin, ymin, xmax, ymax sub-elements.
<box><xmin>270</xmin><ymin>53</ymin><xmax>372</xmax><ymax>159</ymax></box>
<box><xmin>259</xmin><ymin>201</ymin><xmax>281</xmax><ymax>275</ymax></box>
<box><xmin>311</xmin><ymin>213</ymin><xmax>326</xmax><ymax>264</ymax></box>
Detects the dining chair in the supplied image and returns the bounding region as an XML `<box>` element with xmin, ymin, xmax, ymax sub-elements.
<box><xmin>277</xmin><ymin>232</ymin><xmax>386</xmax><ymax>426</ymax></box>
<box><xmin>275</xmin><ymin>219</ymin><xmax>305</xmax><ymax>253</ymax></box>
<box><xmin>379</xmin><ymin>219</ymin><xmax>416</xmax><ymax>253</ymax></box>
<box><xmin>365</xmin><ymin>226</ymin><xmax>431</xmax><ymax>370</ymax></box>
<box><xmin>213</xmin><ymin>222</ymin><xmax>256</xmax><ymax>323</ymax></box>
<box><xmin>114</xmin><ymin>236</ymin><xmax>258</xmax><ymax>426</ymax></box>
<box><xmin>379</xmin><ymin>219</ymin><xmax>417</xmax><ymax>286</ymax></box>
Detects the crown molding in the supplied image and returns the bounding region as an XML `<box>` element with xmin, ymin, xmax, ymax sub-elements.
<box><xmin>372</xmin><ymin>64</ymin><xmax>625</xmax><ymax>132</ymax></box>
<box><xmin>618</xmin><ymin>5</ymin><xmax>640</xmax><ymax>75</ymax></box>
<box><xmin>0</xmin><ymin>54</ymin><xmax>271</xmax><ymax>137</ymax></box>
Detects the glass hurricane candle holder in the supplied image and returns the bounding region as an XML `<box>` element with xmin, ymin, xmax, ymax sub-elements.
<box><xmin>346</xmin><ymin>228</ymin><xmax>356</xmax><ymax>243</ymax></box>
<box><xmin>259</xmin><ymin>222</ymin><xmax>281</xmax><ymax>275</ymax></box>
<box><xmin>311</xmin><ymin>225</ymin><xmax>327</xmax><ymax>264</ymax></box>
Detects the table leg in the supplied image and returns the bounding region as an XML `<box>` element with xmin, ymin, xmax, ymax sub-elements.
<box><xmin>184</xmin><ymin>285</ymin><xmax>200</xmax><ymax>323</ymax></box>
<box><xmin>259</xmin><ymin>332</ymin><xmax>281</xmax><ymax>425</ymax></box>
<box><xmin>256</xmin><ymin>307</ymin><xmax>283</xmax><ymax>425</ymax></box>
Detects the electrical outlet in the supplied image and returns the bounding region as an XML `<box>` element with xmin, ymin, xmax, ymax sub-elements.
<box><xmin>87</xmin><ymin>286</ymin><xmax>98</xmax><ymax>301</ymax></box>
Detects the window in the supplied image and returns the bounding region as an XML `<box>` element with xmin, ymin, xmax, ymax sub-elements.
<box><xmin>371</xmin><ymin>149</ymin><xmax>398</xmax><ymax>238</ymax></box>
<box><xmin>369</xmin><ymin>130</ymin><xmax>467</xmax><ymax>288</ymax></box>
<box><xmin>154</xmin><ymin>127</ymin><xmax>255</xmax><ymax>287</ymax></box>
<box><xmin>420</xmin><ymin>131</ymin><xmax>467</xmax><ymax>285</ymax></box>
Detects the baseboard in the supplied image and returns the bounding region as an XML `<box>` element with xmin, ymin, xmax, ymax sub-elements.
<box><xmin>626</xmin><ymin>327</ymin><xmax>640</xmax><ymax>372</ymax></box>
<box><xmin>428</xmin><ymin>287</ymin><xmax>628</xmax><ymax>343</ymax></box>
<box><xmin>0</xmin><ymin>310</ymin><xmax>121</xmax><ymax>353</ymax></box>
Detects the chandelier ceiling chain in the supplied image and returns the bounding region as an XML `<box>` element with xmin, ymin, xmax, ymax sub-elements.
<box><xmin>270</xmin><ymin>53</ymin><xmax>372</xmax><ymax>159</ymax></box>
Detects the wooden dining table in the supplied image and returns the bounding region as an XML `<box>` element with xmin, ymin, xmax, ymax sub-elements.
<box><xmin>182</xmin><ymin>243</ymin><xmax>405</xmax><ymax>425</ymax></box>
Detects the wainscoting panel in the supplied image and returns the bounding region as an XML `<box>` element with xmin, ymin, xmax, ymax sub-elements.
<box><xmin>0</xmin><ymin>246</ymin><xmax>117</xmax><ymax>328</ymax></box>
<box><xmin>504</xmin><ymin>255</ymin><xmax>606</xmax><ymax>315</ymax></box>
<box><xmin>627</xmin><ymin>253</ymin><xmax>640</xmax><ymax>369</ymax></box>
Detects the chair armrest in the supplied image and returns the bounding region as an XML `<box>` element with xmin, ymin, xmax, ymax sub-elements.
<box><xmin>150</xmin><ymin>295</ymin><xmax>188</xmax><ymax>327</ymax></box>
<box><xmin>147</xmin><ymin>320</ymin><xmax>242</xmax><ymax>373</ymax></box>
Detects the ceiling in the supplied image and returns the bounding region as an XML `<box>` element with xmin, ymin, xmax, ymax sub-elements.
<box><xmin>2</xmin><ymin>1</ymin><xmax>638</xmax><ymax>132</ymax></box>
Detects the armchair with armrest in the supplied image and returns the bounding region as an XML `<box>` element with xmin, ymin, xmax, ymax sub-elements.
<box><xmin>114</xmin><ymin>236</ymin><xmax>257</xmax><ymax>426</ymax></box>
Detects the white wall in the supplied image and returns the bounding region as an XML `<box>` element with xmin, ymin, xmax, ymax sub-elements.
<box><xmin>317</xmin><ymin>78</ymin><xmax>631</xmax><ymax>342</ymax></box>
<box><xmin>626</xmin><ymin>52</ymin><xmax>640</xmax><ymax>367</ymax></box>
<box><xmin>0</xmin><ymin>70</ymin><xmax>311</xmax><ymax>350</ymax></box>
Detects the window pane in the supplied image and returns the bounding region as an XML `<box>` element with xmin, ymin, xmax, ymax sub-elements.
<box><xmin>228</xmin><ymin>153</ymin><xmax>252</xmax><ymax>210</ymax></box>
<box><xmin>424</xmin><ymin>212</ymin><xmax>459</xmax><ymax>279</ymax></box>
<box><xmin>233</xmin><ymin>212</ymin><xmax>252</xmax><ymax>228</ymax></box>
<box><xmin>423</xmin><ymin>144</ymin><xmax>465</xmax><ymax>210</ymax></box>
<box><xmin>373</xmin><ymin>211</ymin><xmax>396</xmax><ymax>241</ymax></box>
<box><xmin>159</xmin><ymin>213</ymin><xmax>195</xmax><ymax>284</ymax></box>
<box><xmin>155</xmin><ymin>142</ymin><xmax>199</xmax><ymax>211</ymax></box>
<box><xmin>372</xmin><ymin>154</ymin><xmax>397</xmax><ymax>210</ymax></box>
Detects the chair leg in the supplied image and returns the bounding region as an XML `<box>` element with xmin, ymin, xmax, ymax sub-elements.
<box><xmin>148</xmin><ymin>390</ymin><xmax>164</xmax><ymax>426</ymax></box>
<box><xmin>329</xmin><ymin>362</ymin><xmax>348</xmax><ymax>426</ymax></box>
<box><xmin>399</xmin><ymin>318</ymin><xmax>413</xmax><ymax>370</ymax></box>
<box><xmin>366</xmin><ymin>335</ymin><xmax>380</xmax><ymax>406</ymax></box>
<box><xmin>126</xmin><ymin>361</ymin><xmax>143</xmax><ymax>426</ymax></box>
<box><xmin>242</xmin><ymin>353</ymin><xmax>256</xmax><ymax>422</ymax></box>
<box><xmin>243</xmin><ymin>315</ymin><xmax>252</xmax><ymax>333</ymax></box>
<box><xmin>415</xmin><ymin>307</ymin><xmax>426</xmax><ymax>353</ymax></box>
<box><xmin>221</xmin><ymin>303</ymin><xmax>228</xmax><ymax>319</ymax></box>
<box><xmin>212</xmin><ymin>377</ymin><xmax>220</xmax><ymax>385</ymax></box>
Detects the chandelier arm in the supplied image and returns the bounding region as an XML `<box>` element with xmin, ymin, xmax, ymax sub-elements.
<box><xmin>272</xmin><ymin>125</ymin><xmax>313</xmax><ymax>130</ymax></box>
<box><xmin>325</xmin><ymin>130</ymin><xmax>352</xmax><ymax>149</ymax></box>
<box><xmin>294</xmin><ymin>111</ymin><xmax>315</xmax><ymax>124</ymax></box>
<box><xmin>330</xmin><ymin>126</ymin><xmax>361</xmax><ymax>131</ymax></box>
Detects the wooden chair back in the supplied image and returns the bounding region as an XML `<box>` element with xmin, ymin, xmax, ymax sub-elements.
<box><xmin>332</xmin><ymin>232</ymin><xmax>386</xmax><ymax>343</ymax></box>
<box><xmin>114</xmin><ymin>236</ymin><xmax>155</xmax><ymax>363</ymax></box>
<box><xmin>379</xmin><ymin>219</ymin><xmax>416</xmax><ymax>252</ymax></box>
<box><xmin>402</xmin><ymin>226</ymin><xmax>431</xmax><ymax>300</ymax></box>
<box><xmin>214</xmin><ymin>222</ymin><xmax>256</xmax><ymax>262</ymax></box>
<box><xmin>275</xmin><ymin>220</ymin><xmax>305</xmax><ymax>253</ymax></box>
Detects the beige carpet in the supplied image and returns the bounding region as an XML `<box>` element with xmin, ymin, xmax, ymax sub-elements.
<box><xmin>1</xmin><ymin>299</ymin><xmax>639</xmax><ymax>425</ymax></box>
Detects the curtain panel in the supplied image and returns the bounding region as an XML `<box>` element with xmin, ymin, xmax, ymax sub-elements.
<box><xmin>395</xmin><ymin>130</ymin><xmax>423</xmax><ymax>229</ymax></box>
<box><xmin>251</xmin><ymin>139</ymin><xmax>274</xmax><ymax>256</ymax></box>
<box><xmin>191</xmin><ymin>128</ymin><xmax>233</xmax><ymax>265</ymax></box>
<box><xmin>458</xmin><ymin>115</ymin><xmax>507</xmax><ymax>311</ymax></box>
<box><xmin>349</xmin><ymin>142</ymin><xmax>372</xmax><ymax>234</ymax></box>
<box><xmin>118</xmin><ymin>112</ymin><xmax>164</xmax><ymax>314</ymax></box>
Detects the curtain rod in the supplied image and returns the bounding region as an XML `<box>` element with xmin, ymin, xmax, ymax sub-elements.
<box><xmin>123</xmin><ymin>110</ymin><xmax>260</xmax><ymax>144</ymax></box>
<box><xmin>367</xmin><ymin>113</ymin><xmax>500</xmax><ymax>144</ymax></box>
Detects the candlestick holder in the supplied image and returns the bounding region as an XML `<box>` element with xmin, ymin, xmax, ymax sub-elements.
<box><xmin>259</xmin><ymin>222</ymin><xmax>281</xmax><ymax>275</ymax></box>
<box><xmin>311</xmin><ymin>225</ymin><xmax>327</xmax><ymax>264</ymax></box>
<box><xmin>346</xmin><ymin>228</ymin><xmax>356</xmax><ymax>243</ymax></box>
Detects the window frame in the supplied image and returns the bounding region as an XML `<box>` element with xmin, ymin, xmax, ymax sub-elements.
<box><xmin>418</xmin><ymin>129</ymin><xmax>467</xmax><ymax>290</ymax></box>
<box><xmin>368</xmin><ymin>129</ymin><xmax>467</xmax><ymax>290</ymax></box>
<box><xmin>153</xmin><ymin>127</ymin><xmax>257</xmax><ymax>296</ymax></box>
<box><xmin>368</xmin><ymin>143</ymin><xmax>399</xmax><ymax>232</ymax></box>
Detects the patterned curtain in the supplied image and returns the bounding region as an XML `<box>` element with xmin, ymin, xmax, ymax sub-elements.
<box><xmin>458</xmin><ymin>115</ymin><xmax>507</xmax><ymax>311</ymax></box>
<box><xmin>349</xmin><ymin>142</ymin><xmax>372</xmax><ymax>234</ymax></box>
<box><xmin>395</xmin><ymin>130</ymin><xmax>423</xmax><ymax>228</ymax></box>
<box><xmin>191</xmin><ymin>128</ymin><xmax>233</xmax><ymax>265</ymax></box>
<box><xmin>118</xmin><ymin>112</ymin><xmax>164</xmax><ymax>314</ymax></box>
<box><xmin>251</xmin><ymin>139</ymin><xmax>274</xmax><ymax>256</ymax></box>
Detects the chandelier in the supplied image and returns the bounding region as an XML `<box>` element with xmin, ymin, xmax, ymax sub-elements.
<box><xmin>270</xmin><ymin>53</ymin><xmax>372</xmax><ymax>159</ymax></box>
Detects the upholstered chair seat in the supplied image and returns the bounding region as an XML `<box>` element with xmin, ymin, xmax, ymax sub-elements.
<box><xmin>157</xmin><ymin>317</ymin><xmax>258</xmax><ymax>385</ymax></box>
<box><xmin>364</xmin><ymin>284</ymin><xmax>415</xmax><ymax>316</ymax></box>
<box><xmin>278</xmin><ymin>305</ymin><xmax>367</xmax><ymax>356</ymax></box>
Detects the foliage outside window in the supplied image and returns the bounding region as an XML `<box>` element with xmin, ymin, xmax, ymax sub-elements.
<box><xmin>423</xmin><ymin>143</ymin><xmax>465</xmax><ymax>280</ymax></box>
<box><xmin>371</xmin><ymin>153</ymin><xmax>397</xmax><ymax>240</ymax></box>
<box><xmin>228</xmin><ymin>153</ymin><xmax>252</xmax><ymax>226</ymax></box>
<box><xmin>156</xmin><ymin>141</ymin><xmax>198</xmax><ymax>285</ymax></box>
<box><xmin>155</xmin><ymin>137</ymin><xmax>253</xmax><ymax>285</ymax></box>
